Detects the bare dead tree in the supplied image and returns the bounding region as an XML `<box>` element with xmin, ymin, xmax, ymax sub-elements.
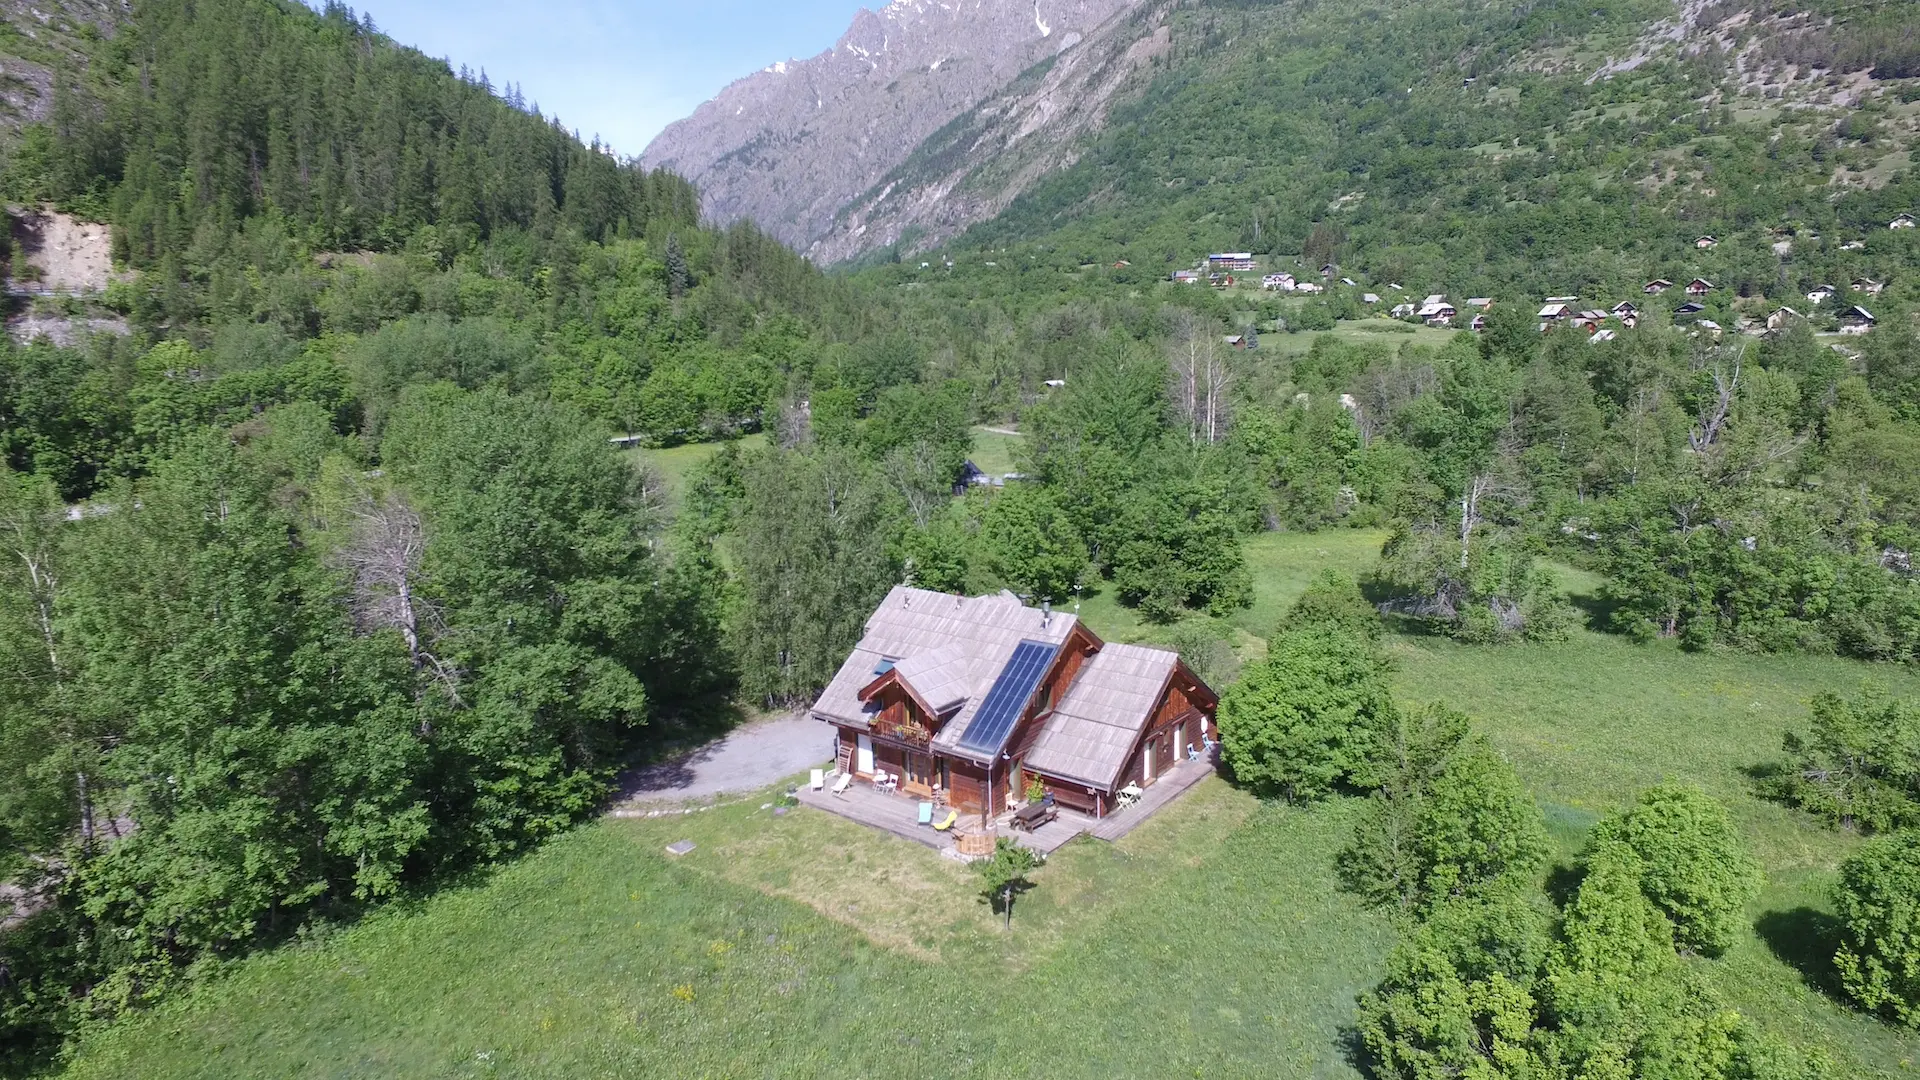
<box><xmin>1689</xmin><ymin>352</ymin><xmax>1741</xmax><ymax>455</ymax></box>
<box><xmin>1166</xmin><ymin>311</ymin><xmax>1232</xmax><ymax>444</ymax></box>
<box><xmin>330</xmin><ymin>487</ymin><xmax>463</xmax><ymax>706</ymax></box>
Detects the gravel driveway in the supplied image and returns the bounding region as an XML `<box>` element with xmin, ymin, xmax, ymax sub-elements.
<box><xmin>610</xmin><ymin>713</ymin><xmax>835</xmax><ymax>805</ymax></box>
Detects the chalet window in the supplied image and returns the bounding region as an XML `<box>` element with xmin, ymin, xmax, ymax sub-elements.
<box><xmin>1034</xmin><ymin>679</ymin><xmax>1053</xmax><ymax>714</ymax></box>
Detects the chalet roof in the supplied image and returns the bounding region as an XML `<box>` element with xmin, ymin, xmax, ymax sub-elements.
<box><xmin>812</xmin><ymin>588</ymin><xmax>1080</xmax><ymax>763</ymax></box>
<box><xmin>1841</xmin><ymin>305</ymin><xmax>1876</xmax><ymax>322</ymax></box>
<box><xmin>1362</xmin><ymin>293</ymin><xmax>1381</xmax><ymax>303</ymax></box>
<box><xmin>1023</xmin><ymin>644</ymin><xmax>1180</xmax><ymax>790</ymax></box>
<box><xmin>1539</xmin><ymin>303</ymin><xmax>1572</xmax><ymax>318</ymax></box>
<box><xmin>890</xmin><ymin>645</ymin><xmax>976</xmax><ymax>715</ymax></box>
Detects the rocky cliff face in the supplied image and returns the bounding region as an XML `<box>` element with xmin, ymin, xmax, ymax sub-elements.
<box><xmin>640</xmin><ymin>0</ymin><xmax>1141</xmax><ymax>256</ymax></box>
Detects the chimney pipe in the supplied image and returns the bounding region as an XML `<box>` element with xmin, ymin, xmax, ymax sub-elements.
<box><xmin>1042</xmin><ymin>600</ymin><xmax>1051</xmax><ymax>628</ymax></box>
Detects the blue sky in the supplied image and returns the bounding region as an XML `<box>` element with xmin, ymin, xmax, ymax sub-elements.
<box><xmin>335</xmin><ymin>1</ymin><xmax>870</xmax><ymax>157</ymax></box>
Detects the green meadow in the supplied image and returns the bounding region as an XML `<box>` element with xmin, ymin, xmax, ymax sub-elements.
<box><xmin>58</xmin><ymin>529</ymin><xmax>1920</xmax><ymax>1078</ymax></box>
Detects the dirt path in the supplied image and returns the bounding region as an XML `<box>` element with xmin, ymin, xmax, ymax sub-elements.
<box><xmin>608</xmin><ymin>713</ymin><xmax>834</xmax><ymax>807</ymax></box>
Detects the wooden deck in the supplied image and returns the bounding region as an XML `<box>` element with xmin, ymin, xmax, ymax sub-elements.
<box><xmin>793</xmin><ymin>783</ymin><xmax>955</xmax><ymax>851</ymax></box>
<box><xmin>1090</xmin><ymin>757</ymin><xmax>1214</xmax><ymax>841</ymax></box>
<box><xmin>793</xmin><ymin>758</ymin><xmax>1214</xmax><ymax>856</ymax></box>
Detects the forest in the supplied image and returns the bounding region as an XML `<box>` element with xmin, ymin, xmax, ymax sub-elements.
<box><xmin>2</xmin><ymin>0</ymin><xmax>1920</xmax><ymax>1076</ymax></box>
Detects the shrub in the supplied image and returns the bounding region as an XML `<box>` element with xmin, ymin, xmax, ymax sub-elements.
<box><xmin>1770</xmin><ymin>688</ymin><xmax>1920</xmax><ymax>834</ymax></box>
<box><xmin>1216</xmin><ymin>624</ymin><xmax>1396</xmax><ymax>801</ymax></box>
<box><xmin>1832</xmin><ymin>830</ymin><xmax>1920</xmax><ymax>1027</ymax></box>
<box><xmin>1589</xmin><ymin>785</ymin><xmax>1763</xmax><ymax>956</ymax></box>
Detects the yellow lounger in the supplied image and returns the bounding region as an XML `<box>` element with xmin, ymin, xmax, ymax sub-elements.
<box><xmin>933</xmin><ymin>810</ymin><xmax>958</xmax><ymax>832</ymax></box>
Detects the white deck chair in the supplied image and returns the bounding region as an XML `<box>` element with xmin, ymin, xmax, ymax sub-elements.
<box><xmin>810</xmin><ymin>768</ymin><xmax>825</xmax><ymax>791</ymax></box>
<box><xmin>831</xmin><ymin>772</ymin><xmax>854</xmax><ymax>796</ymax></box>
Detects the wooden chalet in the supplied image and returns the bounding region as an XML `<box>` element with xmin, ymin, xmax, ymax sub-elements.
<box><xmin>810</xmin><ymin>589</ymin><xmax>1219</xmax><ymax>820</ymax></box>
<box><xmin>1695</xmin><ymin>235</ymin><xmax>1719</xmax><ymax>249</ymax></box>
<box><xmin>1839</xmin><ymin>305</ymin><xmax>1877</xmax><ymax>335</ymax></box>
<box><xmin>1891</xmin><ymin>213</ymin><xmax>1916</xmax><ymax>230</ymax></box>
<box><xmin>1685</xmin><ymin>278</ymin><xmax>1715</xmax><ymax>296</ymax></box>
<box><xmin>1172</xmin><ymin>270</ymin><xmax>1202</xmax><ymax>284</ymax></box>
<box><xmin>1806</xmin><ymin>284</ymin><xmax>1836</xmax><ymax>304</ymax></box>
<box><xmin>1853</xmin><ymin>277</ymin><xmax>1885</xmax><ymax>296</ymax></box>
<box><xmin>1644</xmin><ymin>279</ymin><xmax>1674</xmax><ymax>295</ymax></box>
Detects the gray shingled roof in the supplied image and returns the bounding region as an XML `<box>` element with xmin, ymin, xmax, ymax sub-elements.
<box><xmin>1022</xmin><ymin>644</ymin><xmax>1179</xmax><ymax>790</ymax></box>
<box><xmin>810</xmin><ymin>588</ymin><xmax>1078</xmax><ymax>762</ymax></box>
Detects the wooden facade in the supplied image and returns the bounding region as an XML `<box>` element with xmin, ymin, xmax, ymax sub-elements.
<box><xmin>829</xmin><ymin>624</ymin><xmax>1218</xmax><ymax>821</ymax></box>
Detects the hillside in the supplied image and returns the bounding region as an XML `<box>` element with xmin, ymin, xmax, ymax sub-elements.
<box><xmin>637</xmin><ymin>0</ymin><xmax>1140</xmax><ymax>254</ymax></box>
<box><xmin>667</xmin><ymin>0</ymin><xmax>1920</xmax><ymax>281</ymax></box>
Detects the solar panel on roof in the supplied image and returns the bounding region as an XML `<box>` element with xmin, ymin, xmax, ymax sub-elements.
<box><xmin>872</xmin><ymin>658</ymin><xmax>896</xmax><ymax>676</ymax></box>
<box><xmin>955</xmin><ymin>640</ymin><xmax>1058</xmax><ymax>756</ymax></box>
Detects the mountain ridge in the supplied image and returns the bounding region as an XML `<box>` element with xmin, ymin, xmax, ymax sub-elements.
<box><xmin>639</xmin><ymin>0</ymin><xmax>1141</xmax><ymax>252</ymax></box>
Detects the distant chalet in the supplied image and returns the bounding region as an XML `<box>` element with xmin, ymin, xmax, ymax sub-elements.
<box><xmin>810</xmin><ymin>589</ymin><xmax>1218</xmax><ymax>819</ymax></box>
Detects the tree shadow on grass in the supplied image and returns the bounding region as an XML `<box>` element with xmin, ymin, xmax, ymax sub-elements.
<box><xmin>1565</xmin><ymin>588</ymin><xmax>1623</xmax><ymax>634</ymax></box>
<box><xmin>1754</xmin><ymin>906</ymin><xmax>1845</xmax><ymax>999</ymax></box>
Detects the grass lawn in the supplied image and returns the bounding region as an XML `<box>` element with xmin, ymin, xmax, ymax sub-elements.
<box><xmin>1260</xmin><ymin>321</ymin><xmax>1463</xmax><ymax>359</ymax></box>
<box><xmin>967</xmin><ymin>425</ymin><xmax>1024</xmax><ymax>478</ymax></box>
<box><xmin>622</xmin><ymin>434</ymin><xmax>767</xmax><ymax>511</ymax></box>
<box><xmin>55</xmin><ymin>528</ymin><xmax>1920</xmax><ymax>1078</ymax></box>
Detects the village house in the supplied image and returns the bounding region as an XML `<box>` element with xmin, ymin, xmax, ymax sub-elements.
<box><xmin>1465</xmin><ymin>297</ymin><xmax>1493</xmax><ymax>311</ymax></box>
<box><xmin>1209</xmin><ymin>252</ymin><xmax>1257</xmax><ymax>272</ymax></box>
<box><xmin>1538</xmin><ymin>301</ymin><xmax>1573</xmax><ymax>322</ymax></box>
<box><xmin>1853</xmin><ymin>277</ymin><xmax>1885</xmax><ymax>296</ymax></box>
<box><xmin>1673</xmin><ymin>301</ymin><xmax>1706</xmax><ymax>317</ymax></box>
<box><xmin>1589</xmin><ymin>329</ymin><xmax>1617</xmax><ymax>343</ymax></box>
<box><xmin>1208</xmin><ymin>273</ymin><xmax>1236</xmax><ymax>289</ymax></box>
<box><xmin>1766</xmin><ymin>306</ymin><xmax>1803</xmax><ymax>332</ymax></box>
<box><xmin>1171</xmin><ymin>270</ymin><xmax>1201</xmax><ymax>284</ymax></box>
<box><xmin>1470</xmin><ymin>314</ymin><xmax>1488</xmax><ymax>332</ymax></box>
<box><xmin>1319</xmin><ymin>262</ymin><xmax>1339</xmax><ymax>279</ymax></box>
<box><xmin>1223</xmin><ymin>333</ymin><xmax>1257</xmax><ymax>350</ymax></box>
<box><xmin>809</xmin><ymin>589</ymin><xmax>1218</xmax><ymax>820</ymax></box>
<box><xmin>1417</xmin><ymin>295</ymin><xmax>1456</xmax><ymax>325</ymax></box>
<box><xmin>1391</xmin><ymin>302</ymin><xmax>1417</xmax><ymax>319</ymax></box>
<box><xmin>1891</xmin><ymin>214</ymin><xmax>1915</xmax><ymax>230</ymax></box>
<box><xmin>1695</xmin><ymin>235</ymin><xmax>1719</xmax><ymax>249</ymax></box>
<box><xmin>1611</xmin><ymin>301</ymin><xmax>1639</xmax><ymax>318</ymax></box>
<box><xmin>1262</xmin><ymin>272</ymin><xmax>1296</xmax><ymax>291</ymax></box>
<box><xmin>1644</xmin><ymin>279</ymin><xmax>1675</xmax><ymax>295</ymax></box>
<box><xmin>1362</xmin><ymin>292</ymin><xmax>1380</xmax><ymax>304</ymax></box>
<box><xmin>1839</xmin><ymin>305</ymin><xmax>1877</xmax><ymax>335</ymax></box>
<box><xmin>1294</xmin><ymin>281</ymin><xmax>1325</xmax><ymax>294</ymax></box>
<box><xmin>1842</xmin><ymin>240</ymin><xmax>1867</xmax><ymax>251</ymax></box>
<box><xmin>1806</xmin><ymin>284</ymin><xmax>1836</xmax><ymax>304</ymax></box>
<box><xmin>1686</xmin><ymin>278</ymin><xmax>1715</xmax><ymax>296</ymax></box>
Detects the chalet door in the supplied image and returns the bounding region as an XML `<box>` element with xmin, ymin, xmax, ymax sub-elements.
<box><xmin>1173</xmin><ymin>722</ymin><xmax>1186</xmax><ymax>763</ymax></box>
<box><xmin>856</xmin><ymin>734</ymin><xmax>874</xmax><ymax>774</ymax></box>
<box><xmin>903</xmin><ymin>753</ymin><xmax>933</xmax><ymax>793</ymax></box>
<box><xmin>1143</xmin><ymin>737</ymin><xmax>1156</xmax><ymax>783</ymax></box>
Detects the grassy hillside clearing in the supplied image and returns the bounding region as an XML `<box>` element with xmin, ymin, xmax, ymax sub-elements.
<box><xmin>55</xmin><ymin>532</ymin><xmax>1920</xmax><ymax>1078</ymax></box>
